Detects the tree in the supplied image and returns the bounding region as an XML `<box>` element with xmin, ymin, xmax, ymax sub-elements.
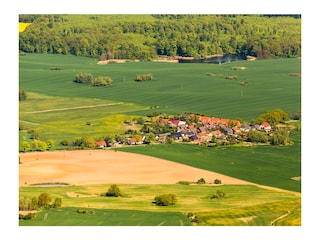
<box><xmin>257</xmin><ymin>109</ymin><xmax>289</xmax><ymax>126</ymax></box>
<box><xmin>246</xmin><ymin>130</ymin><xmax>268</xmax><ymax>143</ymax></box>
<box><xmin>106</xmin><ymin>184</ymin><xmax>123</xmax><ymax>197</ymax></box>
<box><xmin>197</xmin><ymin>178</ymin><xmax>206</xmax><ymax>184</ymax></box>
<box><xmin>31</xmin><ymin>196</ymin><xmax>39</xmax><ymax>210</ymax></box>
<box><xmin>47</xmin><ymin>139</ymin><xmax>55</xmax><ymax>149</ymax></box>
<box><xmin>154</xmin><ymin>193</ymin><xmax>177</xmax><ymax>206</ymax></box>
<box><xmin>214</xmin><ymin>179</ymin><xmax>222</xmax><ymax>184</ymax></box>
<box><xmin>19</xmin><ymin>89</ymin><xmax>27</xmax><ymax>101</ymax></box>
<box><xmin>270</xmin><ymin>129</ymin><xmax>290</xmax><ymax>145</ymax></box>
<box><xmin>38</xmin><ymin>192</ymin><xmax>52</xmax><ymax>208</ymax></box>
<box><xmin>29</xmin><ymin>130</ymin><xmax>39</xmax><ymax>140</ymax></box>
<box><xmin>21</xmin><ymin>141</ymin><xmax>31</xmax><ymax>152</ymax></box>
<box><xmin>38</xmin><ymin>141</ymin><xmax>48</xmax><ymax>151</ymax></box>
<box><xmin>52</xmin><ymin>198</ymin><xmax>62</xmax><ymax>208</ymax></box>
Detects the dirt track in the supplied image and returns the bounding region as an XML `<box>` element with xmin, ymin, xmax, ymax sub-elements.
<box><xmin>19</xmin><ymin>150</ymin><xmax>253</xmax><ymax>186</ymax></box>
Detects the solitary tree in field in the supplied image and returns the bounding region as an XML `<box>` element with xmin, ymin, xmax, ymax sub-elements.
<box><xmin>154</xmin><ymin>193</ymin><xmax>177</xmax><ymax>206</ymax></box>
<box><xmin>106</xmin><ymin>184</ymin><xmax>123</xmax><ymax>197</ymax></box>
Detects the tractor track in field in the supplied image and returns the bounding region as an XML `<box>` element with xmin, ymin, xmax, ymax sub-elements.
<box><xmin>23</xmin><ymin>102</ymin><xmax>124</xmax><ymax>114</ymax></box>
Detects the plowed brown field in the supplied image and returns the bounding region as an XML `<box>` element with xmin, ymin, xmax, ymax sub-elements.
<box><xmin>19</xmin><ymin>150</ymin><xmax>252</xmax><ymax>186</ymax></box>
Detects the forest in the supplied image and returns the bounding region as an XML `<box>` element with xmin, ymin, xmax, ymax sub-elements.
<box><xmin>19</xmin><ymin>14</ymin><xmax>301</xmax><ymax>60</ymax></box>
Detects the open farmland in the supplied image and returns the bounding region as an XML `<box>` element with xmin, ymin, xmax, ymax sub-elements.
<box><xmin>19</xmin><ymin>54</ymin><xmax>301</xmax><ymax>144</ymax></box>
<box><xmin>19</xmin><ymin>183</ymin><xmax>300</xmax><ymax>226</ymax></box>
<box><xmin>118</xmin><ymin>132</ymin><xmax>301</xmax><ymax>192</ymax></box>
<box><xmin>19</xmin><ymin>54</ymin><xmax>301</xmax><ymax>121</ymax></box>
<box><xmin>19</xmin><ymin>54</ymin><xmax>301</xmax><ymax>226</ymax></box>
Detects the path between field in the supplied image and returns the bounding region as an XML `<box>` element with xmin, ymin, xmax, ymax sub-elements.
<box><xmin>270</xmin><ymin>211</ymin><xmax>291</xmax><ymax>226</ymax></box>
<box><xmin>19</xmin><ymin>149</ymin><xmax>253</xmax><ymax>186</ymax></box>
<box><xmin>23</xmin><ymin>102</ymin><xmax>124</xmax><ymax>114</ymax></box>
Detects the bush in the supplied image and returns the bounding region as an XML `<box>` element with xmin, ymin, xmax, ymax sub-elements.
<box><xmin>135</xmin><ymin>73</ymin><xmax>153</xmax><ymax>81</ymax></box>
<box><xmin>74</xmin><ymin>72</ymin><xmax>93</xmax><ymax>84</ymax></box>
<box><xmin>214</xmin><ymin>179</ymin><xmax>222</xmax><ymax>184</ymax></box>
<box><xmin>210</xmin><ymin>190</ymin><xmax>226</xmax><ymax>199</ymax></box>
<box><xmin>92</xmin><ymin>76</ymin><xmax>112</xmax><ymax>86</ymax></box>
<box><xmin>50</xmin><ymin>67</ymin><xmax>61</xmax><ymax>70</ymax></box>
<box><xmin>196</xmin><ymin>178</ymin><xmax>206</xmax><ymax>184</ymax></box>
<box><xmin>153</xmin><ymin>193</ymin><xmax>177</xmax><ymax>206</ymax></box>
<box><xmin>77</xmin><ymin>209</ymin><xmax>95</xmax><ymax>214</ymax></box>
<box><xmin>19</xmin><ymin>212</ymin><xmax>36</xmax><ymax>220</ymax></box>
<box><xmin>225</xmin><ymin>75</ymin><xmax>239</xmax><ymax>80</ymax></box>
<box><xmin>177</xmin><ymin>181</ymin><xmax>190</xmax><ymax>185</ymax></box>
<box><xmin>106</xmin><ymin>184</ymin><xmax>123</xmax><ymax>197</ymax></box>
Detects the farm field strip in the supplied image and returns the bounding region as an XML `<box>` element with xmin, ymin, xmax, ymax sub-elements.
<box><xmin>23</xmin><ymin>102</ymin><xmax>125</xmax><ymax>114</ymax></box>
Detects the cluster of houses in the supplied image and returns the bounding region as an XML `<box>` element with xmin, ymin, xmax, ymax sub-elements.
<box><xmin>95</xmin><ymin>114</ymin><xmax>272</xmax><ymax>148</ymax></box>
<box><xmin>155</xmin><ymin>116</ymin><xmax>271</xmax><ymax>144</ymax></box>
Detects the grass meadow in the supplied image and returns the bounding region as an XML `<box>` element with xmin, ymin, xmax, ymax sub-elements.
<box><xmin>19</xmin><ymin>184</ymin><xmax>300</xmax><ymax>226</ymax></box>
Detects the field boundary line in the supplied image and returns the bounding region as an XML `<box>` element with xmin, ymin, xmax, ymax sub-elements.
<box><xmin>23</xmin><ymin>102</ymin><xmax>124</xmax><ymax>114</ymax></box>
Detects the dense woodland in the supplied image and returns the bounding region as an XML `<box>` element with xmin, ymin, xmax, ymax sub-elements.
<box><xmin>19</xmin><ymin>14</ymin><xmax>301</xmax><ymax>60</ymax></box>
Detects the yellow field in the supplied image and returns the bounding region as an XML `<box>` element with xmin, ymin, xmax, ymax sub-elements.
<box><xmin>19</xmin><ymin>22</ymin><xmax>31</xmax><ymax>32</ymax></box>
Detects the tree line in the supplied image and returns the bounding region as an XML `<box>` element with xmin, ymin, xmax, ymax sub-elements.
<box><xmin>19</xmin><ymin>14</ymin><xmax>301</xmax><ymax>60</ymax></box>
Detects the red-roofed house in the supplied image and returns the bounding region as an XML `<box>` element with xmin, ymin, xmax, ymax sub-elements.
<box><xmin>96</xmin><ymin>141</ymin><xmax>106</xmax><ymax>148</ymax></box>
<box><xmin>168</xmin><ymin>118</ymin><xmax>180</xmax><ymax>126</ymax></box>
<box><xmin>220</xmin><ymin>118</ymin><xmax>229</xmax><ymax>126</ymax></box>
<box><xmin>261</xmin><ymin>122</ymin><xmax>271</xmax><ymax>132</ymax></box>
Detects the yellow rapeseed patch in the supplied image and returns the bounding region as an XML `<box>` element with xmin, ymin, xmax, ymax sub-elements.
<box><xmin>19</xmin><ymin>22</ymin><xmax>31</xmax><ymax>32</ymax></box>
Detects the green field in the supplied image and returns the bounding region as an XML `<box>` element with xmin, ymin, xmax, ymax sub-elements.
<box><xmin>19</xmin><ymin>54</ymin><xmax>301</xmax><ymax>143</ymax></box>
<box><xmin>19</xmin><ymin>54</ymin><xmax>300</xmax><ymax>120</ymax></box>
<box><xmin>19</xmin><ymin>184</ymin><xmax>300</xmax><ymax>226</ymax></box>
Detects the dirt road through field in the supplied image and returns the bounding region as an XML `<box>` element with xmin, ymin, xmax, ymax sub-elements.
<box><xmin>19</xmin><ymin>150</ymin><xmax>252</xmax><ymax>186</ymax></box>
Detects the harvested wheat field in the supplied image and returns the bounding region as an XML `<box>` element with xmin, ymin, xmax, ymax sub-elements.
<box><xmin>19</xmin><ymin>149</ymin><xmax>252</xmax><ymax>186</ymax></box>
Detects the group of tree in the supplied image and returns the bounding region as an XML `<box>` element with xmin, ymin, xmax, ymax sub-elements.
<box><xmin>21</xmin><ymin>138</ymin><xmax>55</xmax><ymax>152</ymax></box>
<box><xmin>19</xmin><ymin>14</ymin><xmax>300</xmax><ymax>59</ymax></box>
<box><xmin>19</xmin><ymin>192</ymin><xmax>62</xmax><ymax>212</ymax></box>
<box><xmin>74</xmin><ymin>72</ymin><xmax>112</xmax><ymax>87</ymax></box>
<box><xmin>254</xmin><ymin>109</ymin><xmax>289</xmax><ymax>126</ymax></box>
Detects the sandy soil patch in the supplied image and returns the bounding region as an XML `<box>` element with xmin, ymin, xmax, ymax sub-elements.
<box><xmin>19</xmin><ymin>150</ymin><xmax>252</xmax><ymax>186</ymax></box>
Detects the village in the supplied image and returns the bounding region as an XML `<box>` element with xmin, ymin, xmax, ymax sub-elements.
<box><xmin>95</xmin><ymin>113</ymin><xmax>275</xmax><ymax>148</ymax></box>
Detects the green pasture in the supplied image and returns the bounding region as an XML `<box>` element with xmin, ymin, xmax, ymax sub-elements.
<box><xmin>19</xmin><ymin>54</ymin><xmax>301</xmax><ymax>121</ymax></box>
<box><xmin>19</xmin><ymin>207</ymin><xmax>191</xmax><ymax>226</ymax></box>
<box><xmin>19</xmin><ymin>92</ymin><xmax>146</xmax><ymax>144</ymax></box>
<box><xmin>19</xmin><ymin>184</ymin><xmax>300</xmax><ymax>226</ymax></box>
<box><xmin>118</xmin><ymin>132</ymin><xmax>301</xmax><ymax>192</ymax></box>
